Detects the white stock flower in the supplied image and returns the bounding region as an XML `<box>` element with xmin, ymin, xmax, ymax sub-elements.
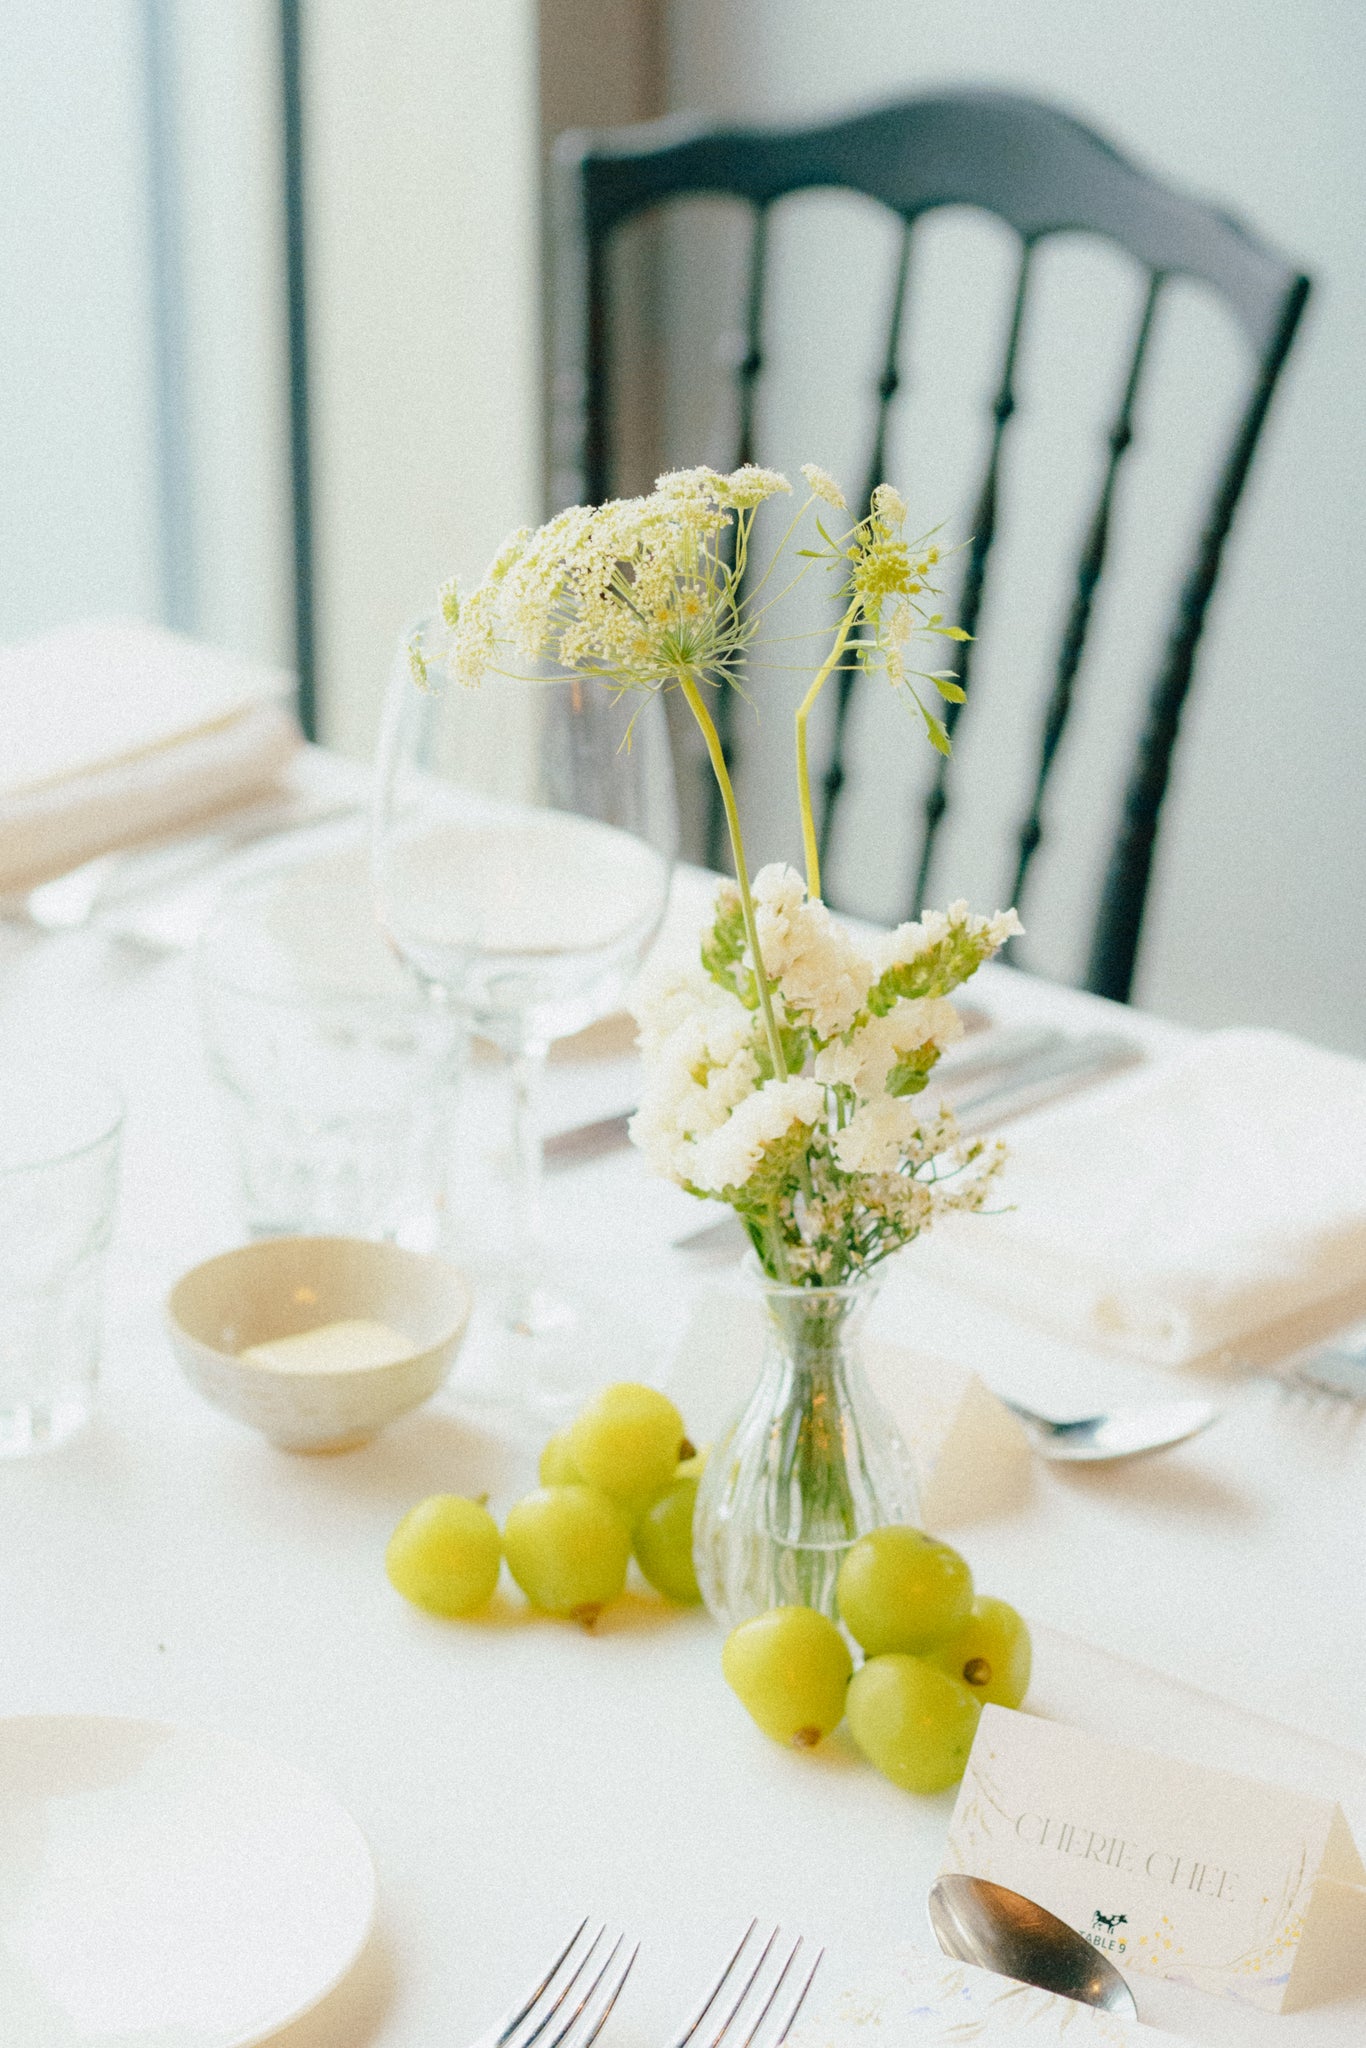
<box><xmin>869</xmin><ymin>926</ymin><xmax>918</xmax><ymax>979</ymax></box>
<box><xmin>631</xmin><ymin>960</ymin><xmax>737</xmax><ymax>1058</ymax></box>
<box><xmin>751</xmin><ymin>863</ymin><xmax>873</xmax><ymax>1041</ymax></box>
<box><xmin>814</xmin><ymin>996</ymin><xmax>963</xmax><ymax>1093</ymax></box>
<box><xmin>628</xmin><ymin>1015</ymin><xmax>760</xmax><ymax>1185</ymax></box>
<box><xmin>626</xmin><ymin>959</ymin><xmax>765</xmax><ymax>1186</ymax></box>
<box><xmin>831</xmin><ymin>1094</ymin><xmax>931</xmax><ymax>1174</ymax></box>
<box><xmin>690</xmin><ymin>1076</ymin><xmax>825</xmax><ymax>1194</ymax></box>
<box><xmin>870</xmin><ymin>902</ymin><xmax>1023</xmax><ymax>980</ymax></box>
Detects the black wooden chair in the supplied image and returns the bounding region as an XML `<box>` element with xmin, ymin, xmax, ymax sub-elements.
<box><xmin>550</xmin><ymin>89</ymin><xmax>1309</xmax><ymax>1003</ymax></box>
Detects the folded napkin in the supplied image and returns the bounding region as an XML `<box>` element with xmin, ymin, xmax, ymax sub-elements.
<box><xmin>0</xmin><ymin>618</ymin><xmax>299</xmax><ymax>893</ymax></box>
<box><xmin>916</xmin><ymin>1027</ymin><xmax>1366</xmax><ymax>1367</ymax></box>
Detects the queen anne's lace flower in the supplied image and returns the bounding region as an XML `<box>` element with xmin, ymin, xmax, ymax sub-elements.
<box><xmin>801</xmin><ymin>463</ymin><xmax>847</xmax><ymax>510</ymax></box>
<box><xmin>719</xmin><ymin>464</ymin><xmax>792</xmax><ymax>507</ymax></box>
<box><xmin>870</xmin><ymin>481</ymin><xmax>908</xmax><ymax>526</ymax></box>
<box><xmin>419</xmin><ymin>457</ymin><xmax>1014</xmax><ymax>1285</ymax></box>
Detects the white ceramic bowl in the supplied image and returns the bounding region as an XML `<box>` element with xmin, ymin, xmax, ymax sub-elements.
<box><xmin>166</xmin><ymin>1236</ymin><xmax>472</xmax><ymax>1452</ymax></box>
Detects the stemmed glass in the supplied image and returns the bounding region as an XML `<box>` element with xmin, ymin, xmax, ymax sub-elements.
<box><xmin>372</xmin><ymin>623</ymin><xmax>677</xmax><ymax>1404</ymax></box>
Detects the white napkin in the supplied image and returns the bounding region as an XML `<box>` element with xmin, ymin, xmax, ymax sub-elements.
<box><xmin>0</xmin><ymin>618</ymin><xmax>299</xmax><ymax>892</ymax></box>
<box><xmin>916</xmin><ymin>1028</ymin><xmax>1366</xmax><ymax>1367</ymax></box>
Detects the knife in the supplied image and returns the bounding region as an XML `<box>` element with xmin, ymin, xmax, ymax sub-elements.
<box><xmin>540</xmin><ymin>1026</ymin><xmax>1069</xmax><ymax>1171</ymax></box>
<box><xmin>949</xmin><ymin>1030</ymin><xmax>1143</xmax><ymax>1136</ymax></box>
<box><xmin>542</xmin><ymin>1107</ymin><xmax>635</xmax><ymax>1169</ymax></box>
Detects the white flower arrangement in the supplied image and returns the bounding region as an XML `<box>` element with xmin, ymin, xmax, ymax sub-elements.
<box><xmin>630</xmin><ymin>873</ymin><xmax>1019</xmax><ymax>1281</ymax></box>
<box><xmin>422</xmin><ymin>460</ymin><xmax>1021</xmax><ymax>1285</ymax></box>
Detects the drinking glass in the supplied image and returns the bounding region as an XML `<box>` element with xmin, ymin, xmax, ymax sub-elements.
<box><xmin>0</xmin><ymin>1059</ymin><xmax>123</xmax><ymax>1455</ymax></box>
<box><xmin>197</xmin><ymin>844</ymin><xmax>464</xmax><ymax>1245</ymax></box>
<box><xmin>373</xmin><ymin>625</ymin><xmax>677</xmax><ymax>1381</ymax></box>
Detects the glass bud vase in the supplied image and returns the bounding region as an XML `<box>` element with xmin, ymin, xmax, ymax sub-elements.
<box><xmin>693</xmin><ymin>1271</ymin><xmax>919</xmax><ymax>1628</ymax></box>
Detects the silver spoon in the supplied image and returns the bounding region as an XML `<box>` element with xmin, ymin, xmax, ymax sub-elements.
<box><xmin>1287</xmin><ymin>1340</ymin><xmax>1366</xmax><ymax>1403</ymax></box>
<box><xmin>1001</xmin><ymin>1395</ymin><xmax>1218</xmax><ymax>1462</ymax></box>
<box><xmin>928</xmin><ymin>1875</ymin><xmax>1138</xmax><ymax>2017</ymax></box>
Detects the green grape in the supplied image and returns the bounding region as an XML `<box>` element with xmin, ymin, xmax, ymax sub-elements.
<box><xmin>721</xmin><ymin>1606</ymin><xmax>853</xmax><ymax>1748</ymax></box>
<box><xmin>502</xmin><ymin>1485</ymin><xmax>630</xmax><ymax>1624</ymax></box>
<box><xmin>836</xmin><ymin>1526</ymin><xmax>973</xmax><ymax>1656</ymax></box>
<box><xmin>633</xmin><ymin>1475</ymin><xmax>701</xmax><ymax>1604</ymax></box>
<box><xmin>385</xmin><ymin>1495</ymin><xmax>501</xmax><ymax>1617</ymax></box>
<box><xmin>925</xmin><ymin>1595</ymin><xmax>1032</xmax><ymax>1709</ymax></box>
<box><xmin>846</xmin><ymin>1653</ymin><xmax>981</xmax><ymax>1793</ymax></box>
<box><xmin>538</xmin><ymin>1429</ymin><xmax>584</xmax><ymax>1488</ymax></box>
<box><xmin>568</xmin><ymin>1382</ymin><xmax>686</xmax><ymax>1502</ymax></box>
<box><xmin>611</xmin><ymin>1481</ymin><xmax>670</xmax><ymax>1529</ymax></box>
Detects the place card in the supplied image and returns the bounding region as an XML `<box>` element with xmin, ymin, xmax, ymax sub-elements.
<box><xmin>788</xmin><ymin>1941</ymin><xmax>1191</xmax><ymax>2047</ymax></box>
<box><xmin>865</xmin><ymin>1338</ymin><xmax>1032</xmax><ymax>1529</ymax></box>
<box><xmin>942</xmin><ymin>1706</ymin><xmax>1366</xmax><ymax>2013</ymax></box>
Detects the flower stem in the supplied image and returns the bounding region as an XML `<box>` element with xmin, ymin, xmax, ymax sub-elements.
<box><xmin>764</xmin><ymin>1200</ymin><xmax>793</xmax><ymax>1284</ymax></box>
<box><xmin>796</xmin><ymin>599</ymin><xmax>860</xmax><ymax>900</ymax></box>
<box><xmin>678</xmin><ymin>669</ymin><xmax>787</xmax><ymax>1081</ymax></box>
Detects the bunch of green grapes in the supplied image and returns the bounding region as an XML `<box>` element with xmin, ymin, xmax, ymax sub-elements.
<box><xmin>721</xmin><ymin>1526</ymin><xmax>1030</xmax><ymax>1794</ymax></box>
<box><xmin>385</xmin><ymin>1382</ymin><xmax>704</xmax><ymax>1628</ymax></box>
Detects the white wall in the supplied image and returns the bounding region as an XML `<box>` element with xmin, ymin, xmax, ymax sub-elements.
<box><xmin>305</xmin><ymin>0</ymin><xmax>543</xmax><ymax>759</ymax></box>
<box><xmin>2</xmin><ymin>1</ymin><xmax>542</xmax><ymax>769</ymax></box>
<box><xmin>1</xmin><ymin>1</ymin><xmax>162</xmax><ymax>645</ymax></box>
<box><xmin>664</xmin><ymin>0</ymin><xmax>1366</xmax><ymax>1050</ymax></box>
<box><xmin>0</xmin><ymin>2</ymin><xmax>292</xmax><ymax>669</ymax></box>
<box><xmin>173</xmin><ymin>0</ymin><xmax>294</xmax><ymax>670</ymax></box>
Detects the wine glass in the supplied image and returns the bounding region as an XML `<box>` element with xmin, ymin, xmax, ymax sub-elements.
<box><xmin>372</xmin><ymin>623</ymin><xmax>677</xmax><ymax>1405</ymax></box>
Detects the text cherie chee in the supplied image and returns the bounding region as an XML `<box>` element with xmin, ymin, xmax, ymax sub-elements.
<box><xmin>1013</xmin><ymin>1812</ymin><xmax>1238</xmax><ymax>1902</ymax></box>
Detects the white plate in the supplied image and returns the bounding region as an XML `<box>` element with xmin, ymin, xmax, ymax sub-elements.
<box><xmin>0</xmin><ymin>1716</ymin><xmax>376</xmax><ymax>2046</ymax></box>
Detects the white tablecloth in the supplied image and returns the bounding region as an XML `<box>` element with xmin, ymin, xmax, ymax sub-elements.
<box><xmin>3</xmin><ymin>840</ymin><xmax>1366</xmax><ymax>2048</ymax></box>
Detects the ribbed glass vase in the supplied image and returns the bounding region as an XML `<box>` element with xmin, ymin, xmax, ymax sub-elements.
<box><xmin>693</xmin><ymin>1271</ymin><xmax>919</xmax><ymax>1628</ymax></box>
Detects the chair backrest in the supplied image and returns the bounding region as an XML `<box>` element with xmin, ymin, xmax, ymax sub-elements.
<box><xmin>550</xmin><ymin>89</ymin><xmax>1309</xmax><ymax>1002</ymax></box>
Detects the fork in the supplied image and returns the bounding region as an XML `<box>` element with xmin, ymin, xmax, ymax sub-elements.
<box><xmin>666</xmin><ymin>1923</ymin><xmax>824</xmax><ymax>2048</ymax></box>
<box><xmin>469</xmin><ymin>1921</ymin><xmax>638</xmax><ymax>2048</ymax></box>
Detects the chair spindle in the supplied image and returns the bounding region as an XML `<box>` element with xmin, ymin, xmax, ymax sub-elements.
<box><xmin>818</xmin><ymin>218</ymin><xmax>915</xmax><ymax>881</ymax></box>
<box><xmin>909</xmin><ymin>238</ymin><xmax>1035</xmax><ymax>915</ymax></box>
<box><xmin>1086</xmin><ymin>271</ymin><xmax>1310</xmax><ymax>1001</ymax></box>
<box><xmin>1008</xmin><ymin>271</ymin><xmax>1163</xmax><ymax>931</ymax></box>
<box><xmin>556</xmin><ymin>91</ymin><xmax>1309</xmax><ymax>994</ymax></box>
<box><xmin>707</xmin><ymin>204</ymin><xmax>770</xmax><ymax>869</ymax></box>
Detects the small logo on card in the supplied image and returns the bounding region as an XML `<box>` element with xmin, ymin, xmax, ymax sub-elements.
<box><xmin>1089</xmin><ymin>1911</ymin><xmax>1129</xmax><ymax>1955</ymax></box>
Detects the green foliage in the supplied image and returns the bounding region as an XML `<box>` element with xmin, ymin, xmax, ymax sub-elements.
<box><xmin>701</xmin><ymin>893</ymin><xmax>757</xmax><ymax>1009</ymax></box>
<box><xmin>920</xmin><ymin>708</ymin><xmax>952</xmax><ymax>756</ymax></box>
<box><xmin>867</xmin><ymin>919</ymin><xmax>1001</xmax><ymax>1013</ymax></box>
<box><xmin>884</xmin><ymin>1044</ymin><xmax>942</xmax><ymax>1098</ymax></box>
<box><xmin>755</xmin><ymin>1023</ymin><xmax>811</xmax><ymax>1084</ymax></box>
